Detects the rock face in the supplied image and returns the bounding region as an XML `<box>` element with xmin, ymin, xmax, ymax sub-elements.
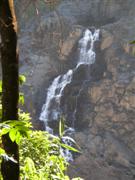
<box><xmin>18</xmin><ymin>0</ymin><xmax>135</xmax><ymax>179</ymax></box>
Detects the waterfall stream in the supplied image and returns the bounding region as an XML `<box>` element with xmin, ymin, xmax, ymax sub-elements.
<box><xmin>39</xmin><ymin>28</ymin><xmax>100</xmax><ymax>161</ymax></box>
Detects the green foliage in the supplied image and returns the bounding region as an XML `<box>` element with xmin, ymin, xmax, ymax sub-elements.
<box><xmin>0</xmin><ymin>111</ymin><xmax>32</xmax><ymax>144</ymax></box>
<box><xmin>19</xmin><ymin>93</ymin><xmax>25</xmax><ymax>105</ymax></box>
<box><xmin>130</xmin><ymin>40</ymin><xmax>135</xmax><ymax>44</ymax></box>
<box><xmin>59</xmin><ymin>118</ymin><xmax>81</xmax><ymax>153</ymax></box>
<box><xmin>19</xmin><ymin>75</ymin><xmax>26</xmax><ymax>85</ymax></box>
<box><xmin>0</xmin><ymin>81</ymin><xmax>2</xmax><ymax>94</ymax></box>
<box><xmin>0</xmin><ymin>116</ymin><xmax>81</xmax><ymax>179</ymax></box>
<box><xmin>0</xmin><ymin>81</ymin><xmax>2</xmax><ymax>120</ymax></box>
<box><xmin>0</xmin><ymin>78</ymin><xmax>83</xmax><ymax>180</ymax></box>
<box><xmin>59</xmin><ymin>117</ymin><xmax>65</xmax><ymax>138</ymax></box>
<box><xmin>0</xmin><ymin>104</ymin><xmax>2</xmax><ymax>120</ymax></box>
<box><xmin>20</xmin><ymin>131</ymin><xmax>70</xmax><ymax>180</ymax></box>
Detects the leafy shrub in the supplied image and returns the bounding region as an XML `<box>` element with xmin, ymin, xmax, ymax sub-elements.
<box><xmin>0</xmin><ymin>79</ymin><xmax>83</xmax><ymax>180</ymax></box>
<box><xmin>20</xmin><ymin>130</ymin><xmax>69</xmax><ymax>180</ymax></box>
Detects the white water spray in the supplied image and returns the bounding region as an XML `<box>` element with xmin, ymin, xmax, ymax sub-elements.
<box><xmin>39</xmin><ymin>28</ymin><xmax>100</xmax><ymax>160</ymax></box>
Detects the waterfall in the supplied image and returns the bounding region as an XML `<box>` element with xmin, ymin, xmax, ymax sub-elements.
<box><xmin>39</xmin><ymin>28</ymin><xmax>100</xmax><ymax>160</ymax></box>
<box><xmin>77</xmin><ymin>29</ymin><xmax>100</xmax><ymax>67</ymax></box>
<box><xmin>40</xmin><ymin>69</ymin><xmax>73</xmax><ymax>133</ymax></box>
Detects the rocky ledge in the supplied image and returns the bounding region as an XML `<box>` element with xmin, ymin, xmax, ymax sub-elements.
<box><xmin>18</xmin><ymin>0</ymin><xmax>135</xmax><ymax>179</ymax></box>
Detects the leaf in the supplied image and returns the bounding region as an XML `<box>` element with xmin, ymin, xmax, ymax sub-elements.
<box><xmin>9</xmin><ymin>128</ymin><xmax>17</xmax><ymax>142</ymax></box>
<box><xmin>130</xmin><ymin>40</ymin><xmax>135</xmax><ymax>44</ymax></box>
<box><xmin>19</xmin><ymin>75</ymin><xmax>26</xmax><ymax>85</ymax></box>
<box><xmin>51</xmin><ymin>174</ymin><xmax>62</xmax><ymax>179</ymax></box>
<box><xmin>62</xmin><ymin>136</ymin><xmax>76</xmax><ymax>144</ymax></box>
<box><xmin>62</xmin><ymin>136</ymin><xmax>81</xmax><ymax>150</ymax></box>
<box><xmin>4</xmin><ymin>120</ymin><xmax>19</xmax><ymax>126</ymax></box>
<box><xmin>72</xmin><ymin>178</ymin><xmax>84</xmax><ymax>180</ymax></box>
<box><xmin>24</xmin><ymin>157</ymin><xmax>36</xmax><ymax>173</ymax></box>
<box><xmin>15</xmin><ymin>131</ymin><xmax>22</xmax><ymax>144</ymax></box>
<box><xmin>19</xmin><ymin>112</ymin><xmax>31</xmax><ymax>122</ymax></box>
<box><xmin>61</xmin><ymin>143</ymin><xmax>80</xmax><ymax>153</ymax></box>
<box><xmin>1</xmin><ymin>127</ymin><xmax>10</xmax><ymax>135</ymax></box>
<box><xmin>0</xmin><ymin>148</ymin><xmax>5</xmax><ymax>155</ymax></box>
<box><xmin>59</xmin><ymin>118</ymin><xmax>65</xmax><ymax>138</ymax></box>
<box><xmin>0</xmin><ymin>81</ymin><xmax>2</xmax><ymax>93</ymax></box>
<box><xmin>0</xmin><ymin>105</ymin><xmax>2</xmax><ymax>119</ymax></box>
<box><xmin>19</xmin><ymin>93</ymin><xmax>24</xmax><ymax>105</ymax></box>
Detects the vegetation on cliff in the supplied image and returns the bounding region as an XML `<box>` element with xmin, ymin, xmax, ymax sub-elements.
<box><xmin>0</xmin><ymin>0</ymin><xmax>82</xmax><ymax>179</ymax></box>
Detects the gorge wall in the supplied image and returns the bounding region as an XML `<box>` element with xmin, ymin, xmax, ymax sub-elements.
<box><xmin>18</xmin><ymin>0</ymin><xmax>135</xmax><ymax>179</ymax></box>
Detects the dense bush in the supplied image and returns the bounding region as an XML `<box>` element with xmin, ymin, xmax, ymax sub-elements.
<box><xmin>0</xmin><ymin>118</ymin><xmax>82</xmax><ymax>180</ymax></box>
<box><xmin>0</xmin><ymin>79</ymin><xmax>82</xmax><ymax>180</ymax></box>
<box><xmin>20</xmin><ymin>130</ymin><xmax>69</xmax><ymax>180</ymax></box>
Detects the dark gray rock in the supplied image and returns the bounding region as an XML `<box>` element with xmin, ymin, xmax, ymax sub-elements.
<box><xmin>17</xmin><ymin>1</ymin><xmax>135</xmax><ymax>179</ymax></box>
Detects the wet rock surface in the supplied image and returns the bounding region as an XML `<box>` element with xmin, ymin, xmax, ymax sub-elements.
<box><xmin>17</xmin><ymin>0</ymin><xmax>135</xmax><ymax>179</ymax></box>
<box><xmin>68</xmin><ymin>18</ymin><xmax>135</xmax><ymax>180</ymax></box>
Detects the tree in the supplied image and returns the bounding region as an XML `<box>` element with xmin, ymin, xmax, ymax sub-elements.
<box><xmin>0</xmin><ymin>1</ymin><xmax>76</xmax><ymax>179</ymax></box>
<box><xmin>0</xmin><ymin>0</ymin><xmax>19</xmax><ymax>179</ymax></box>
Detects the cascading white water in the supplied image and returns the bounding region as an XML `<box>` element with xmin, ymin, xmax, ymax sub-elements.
<box><xmin>77</xmin><ymin>29</ymin><xmax>100</xmax><ymax>67</ymax></box>
<box><xmin>39</xmin><ymin>28</ymin><xmax>100</xmax><ymax>160</ymax></box>
<box><xmin>72</xmin><ymin>29</ymin><xmax>100</xmax><ymax>127</ymax></box>
<box><xmin>40</xmin><ymin>69</ymin><xmax>73</xmax><ymax>133</ymax></box>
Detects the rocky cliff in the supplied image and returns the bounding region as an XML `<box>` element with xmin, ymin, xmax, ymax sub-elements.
<box><xmin>18</xmin><ymin>0</ymin><xmax>135</xmax><ymax>179</ymax></box>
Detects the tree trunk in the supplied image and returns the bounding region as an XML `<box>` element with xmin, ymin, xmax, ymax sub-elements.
<box><xmin>0</xmin><ymin>0</ymin><xmax>19</xmax><ymax>179</ymax></box>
